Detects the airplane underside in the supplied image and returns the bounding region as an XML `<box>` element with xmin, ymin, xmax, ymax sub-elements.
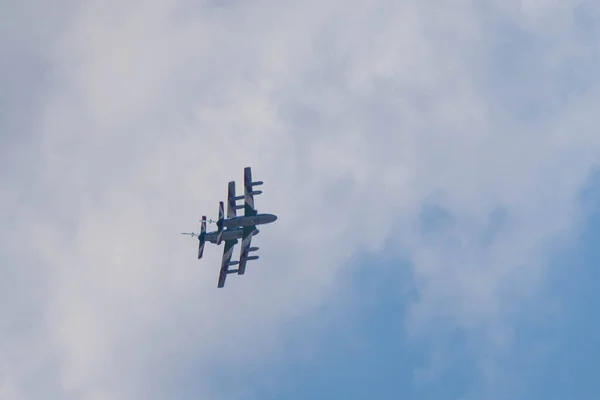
<box><xmin>222</xmin><ymin>214</ymin><xmax>277</xmax><ymax>229</ymax></box>
<box><xmin>182</xmin><ymin>166</ymin><xmax>277</xmax><ymax>288</ymax></box>
<box><xmin>204</xmin><ymin>228</ymin><xmax>259</xmax><ymax>244</ymax></box>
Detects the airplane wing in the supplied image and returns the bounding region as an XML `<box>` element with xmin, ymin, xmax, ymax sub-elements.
<box><xmin>227</xmin><ymin>181</ymin><xmax>243</xmax><ymax>218</ymax></box>
<box><xmin>237</xmin><ymin>225</ymin><xmax>259</xmax><ymax>275</ymax></box>
<box><xmin>243</xmin><ymin>166</ymin><xmax>263</xmax><ymax>217</ymax></box>
<box><xmin>217</xmin><ymin>238</ymin><xmax>239</xmax><ymax>288</ymax></box>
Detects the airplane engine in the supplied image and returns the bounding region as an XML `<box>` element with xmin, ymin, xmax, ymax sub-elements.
<box><xmin>245</xmin><ymin>255</ymin><xmax>259</xmax><ymax>261</ymax></box>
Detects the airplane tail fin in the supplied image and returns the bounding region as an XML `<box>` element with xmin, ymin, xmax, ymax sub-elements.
<box><xmin>216</xmin><ymin>201</ymin><xmax>224</xmax><ymax>245</ymax></box>
<box><xmin>198</xmin><ymin>216</ymin><xmax>206</xmax><ymax>259</ymax></box>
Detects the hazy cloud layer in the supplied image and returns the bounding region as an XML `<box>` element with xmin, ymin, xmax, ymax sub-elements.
<box><xmin>2</xmin><ymin>0</ymin><xmax>600</xmax><ymax>399</ymax></box>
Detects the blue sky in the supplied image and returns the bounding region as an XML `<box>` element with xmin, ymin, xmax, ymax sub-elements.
<box><xmin>189</xmin><ymin>171</ymin><xmax>600</xmax><ymax>400</ymax></box>
<box><xmin>2</xmin><ymin>1</ymin><xmax>600</xmax><ymax>399</ymax></box>
<box><xmin>191</xmin><ymin>174</ymin><xmax>600</xmax><ymax>400</ymax></box>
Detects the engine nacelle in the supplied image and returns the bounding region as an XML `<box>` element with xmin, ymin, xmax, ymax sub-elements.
<box><xmin>248</xmin><ymin>246</ymin><xmax>259</xmax><ymax>252</ymax></box>
<box><xmin>246</xmin><ymin>255</ymin><xmax>259</xmax><ymax>261</ymax></box>
<box><xmin>252</xmin><ymin>181</ymin><xmax>264</xmax><ymax>186</ymax></box>
<box><xmin>227</xmin><ymin>261</ymin><xmax>239</xmax><ymax>266</ymax></box>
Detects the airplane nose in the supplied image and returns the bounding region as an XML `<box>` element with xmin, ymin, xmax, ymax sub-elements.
<box><xmin>259</xmin><ymin>214</ymin><xmax>278</xmax><ymax>224</ymax></box>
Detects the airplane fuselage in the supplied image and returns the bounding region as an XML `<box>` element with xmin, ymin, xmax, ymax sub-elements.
<box><xmin>204</xmin><ymin>227</ymin><xmax>259</xmax><ymax>244</ymax></box>
<box><xmin>222</xmin><ymin>213</ymin><xmax>277</xmax><ymax>229</ymax></box>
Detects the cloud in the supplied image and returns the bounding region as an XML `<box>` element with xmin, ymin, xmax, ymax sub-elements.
<box><xmin>2</xmin><ymin>0</ymin><xmax>600</xmax><ymax>398</ymax></box>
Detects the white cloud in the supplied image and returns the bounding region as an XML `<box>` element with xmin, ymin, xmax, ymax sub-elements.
<box><xmin>2</xmin><ymin>0</ymin><xmax>600</xmax><ymax>398</ymax></box>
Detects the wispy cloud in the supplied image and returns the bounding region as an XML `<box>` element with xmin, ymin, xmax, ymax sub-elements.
<box><xmin>2</xmin><ymin>0</ymin><xmax>600</xmax><ymax>398</ymax></box>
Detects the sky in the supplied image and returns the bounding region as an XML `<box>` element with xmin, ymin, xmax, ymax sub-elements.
<box><xmin>1</xmin><ymin>0</ymin><xmax>600</xmax><ymax>399</ymax></box>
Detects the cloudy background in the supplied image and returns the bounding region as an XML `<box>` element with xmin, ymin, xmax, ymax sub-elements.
<box><xmin>2</xmin><ymin>0</ymin><xmax>600</xmax><ymax>399</ymax></box>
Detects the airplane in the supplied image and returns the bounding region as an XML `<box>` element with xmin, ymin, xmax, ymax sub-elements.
<box><xmin>216</xmin><ymin>167</ymin><xmax>277</xmax><ymax>285</ymax></box>
<box><xmin>182</xmin><ymin>166</ymin><xmax>277</xmax><ymax>288</ymax></box>
<box><xmin>235</xmin><ymin>167</ymin><xmax>275</xmax><ymax>275</ymax></box>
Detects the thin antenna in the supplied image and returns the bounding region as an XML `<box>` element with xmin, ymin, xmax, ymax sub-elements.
<box><xmin>181</xmin><ymin>219</ymin><xmax>201</xmax><ymax>238</ymax></box>
<box><xmin>182</xmin><ymin>217</ymin><xmax>219</xmax><ymax>238</ymax></box>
